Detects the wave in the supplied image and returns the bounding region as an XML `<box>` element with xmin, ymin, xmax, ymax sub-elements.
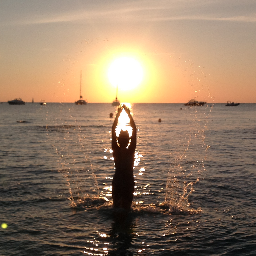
<box><xmin>38</xmin><ymin>124</ymin><xmax>107</xmax><ymax>132</ymax></box>
<box><xmin>0</xmin><ymin>197</ymin><xmax>67</xmax><ymax>207</ymax></box>
<box><xmin>69</xmin><ymin>195</ymin><xmax>201</xmax><ymax>216</ymax></box>
<box><xmin>16</xmin><ymin>120</ymin><xmax>31</xmax><ymax>123</ymax></box>
<box><xmin>69</xmin><ymin>196</ymin><xmax>109</xmax><ymax>210</ymax></box>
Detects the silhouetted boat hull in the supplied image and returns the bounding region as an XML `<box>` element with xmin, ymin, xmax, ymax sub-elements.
<box><xmin>184</xmin><ymin>99</ymin><xmax>206</xmax><ymax>106</ymax></box>
<box><xmin>226</xmin><ymin>101</ymin><xmax>239</xmax><ymax>106</ymax></box>
<box><xmin>112</xmin><ymin>97</ymin><xmax>120</xmax><ymax>106</ymax></box>
<box><xmin>8</xmin><ymin>98</ymin><xmax>25</xmax><ymax>105</ymax></box>
<box><xmin>75</xmin><ymin>99</ymin><xmax>87</xmax><ymax>105</ymax></box>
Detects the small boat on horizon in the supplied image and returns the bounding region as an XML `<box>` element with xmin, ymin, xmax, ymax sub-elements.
<box><xmin>8</xmin><ymin>98</ymin><xmax>25</xmax><ymax>105</ymax></box>
<box><xmin>75</xmin><ymin>71</ymin><xmax>87</xmax><ymax>105</ymax></box>
<box><xmin>184</xmin><ymin>99</ymin><xmax>206</xmax><ymax>106</ymax></box>
<box><xmin>112</xmin><ymin>96</ymin><xmax>120</xmax><ymax>106</ymax></box>
<box><xmin>226</xmin><ymin>101</ymin><xmax>240</xmax><ymax>106</ymax></box>
<box><xmin>112</xmin><ymin>86</ymin><xmax>120</xmax><ymax>106</ymax></box>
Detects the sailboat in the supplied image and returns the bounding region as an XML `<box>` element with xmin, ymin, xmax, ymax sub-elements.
<box><xmin>75</xmin><ymin>71</ymin><xmax>87</xmax><ymax>105</ymax></box>
<box><xmin>112</xmin><ymin>86</ymin><xmax>120</xmax><ymax>106</ymax></box>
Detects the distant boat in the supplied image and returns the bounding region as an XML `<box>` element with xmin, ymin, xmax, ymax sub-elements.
<box><xmin>112</xmin><ymin>96</ymin><xmax>120</xmax><ymax>106</ymax></box>
<box><xmin>184</xmin><ymin>99</ymin><xmax>206</xmax><ymax>106</ymax></box>
<box><xmin>75</xmin><ymin>71</ymin><xmax>87</xmax><ymax>105</ymax></box>
<box><xmin>40</xmin><ymin>100</ymin><xmax>46</xmax><ymax>105</ymax></box>
<box><xmin>32</xmin><ymin>98</ymin><xmax>34</xmax><ymax>103</ymax></box>
<box><xmin>112</xmin><ymin>87</ymin><xmax>120</xmax><ymax>106</ymax></box>
<box><xmin>226</xmin><ymin>101</ymin><xmax>240</xmax><ymax>106</ymax></box>
<box><xmin>8</xmin><ymin>98</ymin><xmax>25</xmax><ymax>105</ymax></box>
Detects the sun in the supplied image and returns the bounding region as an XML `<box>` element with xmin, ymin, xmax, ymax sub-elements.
<box><xmin>107</xmin><ymin>56</ymin><xmax>144</xmax><ymax>91</ymax></box>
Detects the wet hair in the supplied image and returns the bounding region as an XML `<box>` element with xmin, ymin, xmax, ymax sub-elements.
<box><xmin>119</xmin><ymin>130</ymin><xmax>129</xmax><ymax>138</ymax></box>
<box><xmin>118</xmin><ymin>130</ymin><xmax>129</xmax><ymax>147</ymax></box>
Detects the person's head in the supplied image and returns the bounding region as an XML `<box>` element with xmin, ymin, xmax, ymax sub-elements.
<box><xmin>118</xmin><ymin>130</ymin><xmax>129</xmax><ymax>148</ymax></box>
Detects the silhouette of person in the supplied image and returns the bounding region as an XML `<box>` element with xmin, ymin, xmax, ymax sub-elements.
<box><xmin>112</xmin><ymin>105</ymin><xmax>136</xmax><ymax>210</ymax></box>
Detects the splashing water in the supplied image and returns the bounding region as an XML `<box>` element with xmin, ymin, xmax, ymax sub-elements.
<box><xmin>44</xmin><ymin>106</ymin><xmax>111</xmax><ymax>209</ymax></box>
<box><xmin>46</xmin><ymin>103</ymin><xmax>212</xmax><ymax>215</ymax></box>
<box><xmin>163</xmin><ymin>107</ymin><xmax>212</xmax><ymax>214</ymax></box>
<box><xmin>47</xmin><ymin>63</ymin><xmax>212</xmax><ymax>214</ymax></box>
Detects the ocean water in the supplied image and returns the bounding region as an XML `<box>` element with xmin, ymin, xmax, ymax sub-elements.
<box><xmin>0</xmin><ymin>102</ymin><xmax>255</xmax><ymax>255</ymax></box>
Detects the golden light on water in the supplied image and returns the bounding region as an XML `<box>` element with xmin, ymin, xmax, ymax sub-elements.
<box><xmin>107</xmin><ymin>56</ymin><xmax>144</xmax><ymax>91</ymax></box>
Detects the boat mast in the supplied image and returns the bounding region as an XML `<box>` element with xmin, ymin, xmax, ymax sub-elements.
<box><xmin>80</xmin><ymin>70</ymin><xmax>82</xmax><ymax>99</ymax></box>
<box><xmin>115</xmin><ymin>86</ymin><xmax>118</xmax><ymax>100</ymax></box>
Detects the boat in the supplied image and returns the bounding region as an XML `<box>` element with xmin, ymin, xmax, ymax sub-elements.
<box><xmin>75</xmin><ymin>71</ymin><xmax>87</xmax><ymax>105</ymax></box>
<box><xmin>184</xmin><ymin>99</ymin><xmax>206</xmax><ymax>106</ymax></box>
<box><xmin>112</xmin><ymin>96</ymin><xmax>120</xmax><ymax>106</ymax></box>
<box><xmin>40</xmin><ymin>101</ymin><xmax>46</xmax><ymax>105</ymax></box>
<box><xmin>8</xmin><ymin>98</ymin><xmax>25</xmax><ymax>105</ymax></box>
<box><xmin>226</xmin><ymin>101</ymin><xmax>240</xmax><ymax>106</ymax></box>
<box><xmin>112</xmin><ymin>87</ymin><xmax>120</xmax><ymax>106</ymax></box>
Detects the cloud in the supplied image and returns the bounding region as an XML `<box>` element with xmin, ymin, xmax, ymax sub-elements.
<box><xmin>1</xmin><ymin>0</ymin><xmax>256</xmax><ymax>27</ymax></box>
<box><xmin>149</xmin><ymin>14</ymin><xmax>256</xmax><ymax>23</ymax></box>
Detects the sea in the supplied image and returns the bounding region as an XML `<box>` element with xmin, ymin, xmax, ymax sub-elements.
<box><xmin>0</xmin><ymin>102</ymin><xmax>255</xmax><ymax>256</ymax></box>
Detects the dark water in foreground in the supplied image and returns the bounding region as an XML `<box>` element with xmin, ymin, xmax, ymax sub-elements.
<box><xmin>0</xmin><ymin>103</ymin><xmax>255</xmax><ymax>255</ymax></box>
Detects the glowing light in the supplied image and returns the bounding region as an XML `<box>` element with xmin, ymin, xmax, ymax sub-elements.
<box><xmin>1</xmin><ymin>223</ymin><xmax>8</xmax><ymax>229</ymax></box>
<box><xmin>108</xmin><ymin>56</ymin><xmax>144</xmax><ymax>91</ymax></box>
<box><xmin>115</xmin><ymin>108</ymin><xmax>133</xmax><ymax>137</ymax></box>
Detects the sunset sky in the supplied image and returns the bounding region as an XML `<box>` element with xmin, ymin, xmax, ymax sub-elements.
<box><xmin>1</xmin><ymin>0</ymin><xmax>256</xmax><ymax>103</ymax></box>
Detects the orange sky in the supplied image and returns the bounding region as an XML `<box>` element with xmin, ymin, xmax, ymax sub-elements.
<box><xmin>0</xmin><ymin>1</ymin><xmax>256</xmax><ymax>103</ymax></box>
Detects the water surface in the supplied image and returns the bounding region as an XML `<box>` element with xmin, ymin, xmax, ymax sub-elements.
<box><xmin>0</xmin><ymin>103</ymin><xmax>255</xmax><ymax>255</ymax></box>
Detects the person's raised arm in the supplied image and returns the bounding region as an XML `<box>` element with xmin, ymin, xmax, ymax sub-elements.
<box><xmin>123</xmin><ymin>105</ymin><xmax>136</xmax><ymax>151</ymax></box>
<box><xmin>112</xmin><ymin>107</ymin><xmax>122</xmax><ymax>150</ymax></box>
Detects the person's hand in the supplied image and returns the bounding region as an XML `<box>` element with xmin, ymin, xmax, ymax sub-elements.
<box><xmin>122</xmin><ymin>104</ymin><xmax>130</xmax><ymax>114</ymax></box>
